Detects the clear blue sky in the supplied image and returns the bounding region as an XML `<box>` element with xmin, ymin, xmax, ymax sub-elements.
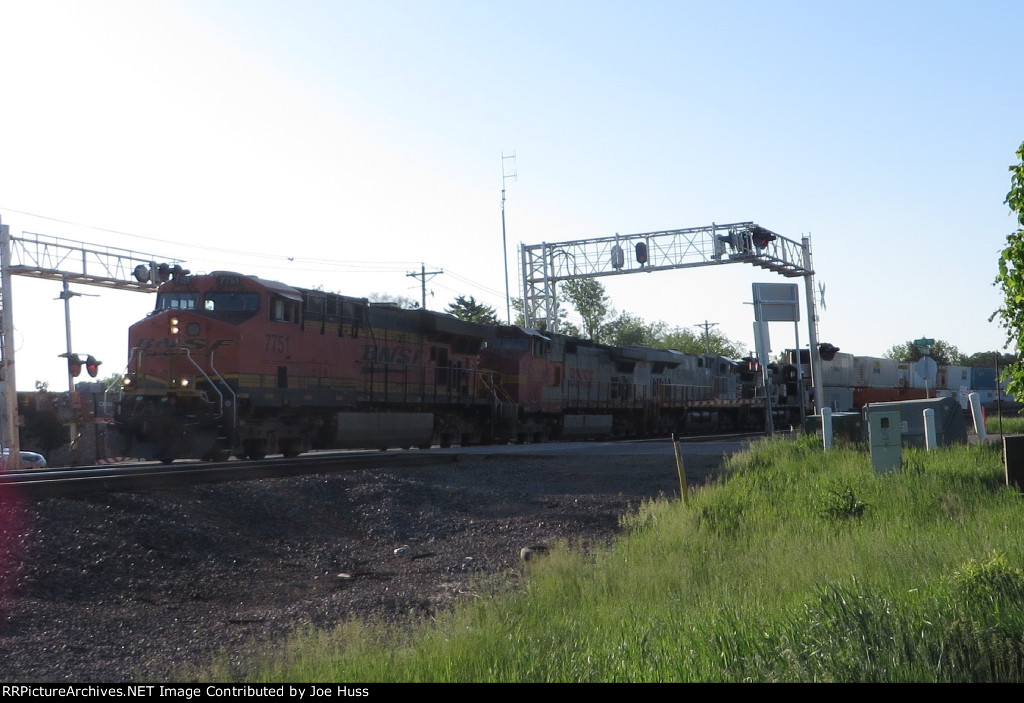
<box><xmin>0</xmin><ymin>0</ymin><xmax>1020</xmax><ymax>390</ymax></box>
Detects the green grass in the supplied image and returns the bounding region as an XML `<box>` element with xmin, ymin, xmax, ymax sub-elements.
<box><xmin>987</xmin><ymin>413</ymin><xmax>1024</xmax><ymax>435</ymax></box>
<box><xmin>210</xmin><ymin>435</ymin><xmax>1024</xmax><ymax>682</ymax></box>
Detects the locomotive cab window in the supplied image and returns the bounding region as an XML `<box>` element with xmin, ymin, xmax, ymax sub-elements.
<box><xmin>156</xmin><ymin>292</ymin><xmax>198</xmax><ymax>310</ymax></box>
<box><xmin>270</xmin><ymin>294</ymin><xmax>301</xmax><ymax>323</ymax></box>
<box><xmin>203</xmin><ymin>292</ymin><xmax>259</xmax><ymax>312</ymax></box>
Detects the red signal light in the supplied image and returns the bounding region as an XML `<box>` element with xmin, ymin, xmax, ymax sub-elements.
<box><xmin>635</xmin><ymin>242</ymin><xmax>649</xmax><ymax>265</ymax></box>
<box><xmin>67</xmin><ymin>353</ymin><xmax>83</xmax><ymax>378</ymax></box>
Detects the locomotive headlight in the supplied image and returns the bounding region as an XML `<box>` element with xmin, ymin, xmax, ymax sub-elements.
<box><xmin>122</xmin><ymin>375</ymin><xmax>132</xmax><ymax>386</ymax></box>
<box><xmin>169</xmin><ymin>317</ymin><xmax>180</xmax><ymax>335</ymax></box>
<box><xmin>179</xmin><ymin>377</ymin><xmax>190</xmax><ymax>388</ymax></box>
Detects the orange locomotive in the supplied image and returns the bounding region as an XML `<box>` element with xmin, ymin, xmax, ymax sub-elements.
<box><xmin>117</xmin><ymin>271</ymin><xmax>503</xmax><ymax>461</ymax></box>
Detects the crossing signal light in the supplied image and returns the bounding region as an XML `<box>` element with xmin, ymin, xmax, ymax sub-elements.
<box><xmin>67</xmin><ymin>353</ymin><xmax>83</xmax><ymax>377</ymax></box>
<box><xmin>819</xmin><ymin>342</ymin><xmax>840</xmax><ymax>361</ymax></box>
<box><xmin>635</xmin><ymin>242</ymin><xmax>649</xmax><ymax>266</ymax></box>
<box><xmin>751</xmin><ymin>226</ymin><xmax>777</xmax><ymax>249</ymax></box>
<box><xmin>610</xmin><ymin>244</ymin><xmax>625</xmax><ymax>270</ymax></box>
<box><xmin>133</xmin><ymin>263</ymin><xmax>191</xmax><ymax>284</ymax></box>
<box><xmin>85</xmin><ymin>355</ymin><xmax>101</xmax><ymax>378</ymax></box>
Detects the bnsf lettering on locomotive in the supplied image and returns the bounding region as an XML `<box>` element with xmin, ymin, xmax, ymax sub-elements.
<box><xmin>568</xmin><ymin>368</ymin><xmax>595</xmax><ymax>382</ymax></box>
<box><xmin>139</xmin><ymin>337</ymin><xmax>175</xmax><ymax>351</ymax></box>
<box><xmin>361</xmin><ymin>344</ymin><xmax>424</xmax><ymax>365</ymax></box>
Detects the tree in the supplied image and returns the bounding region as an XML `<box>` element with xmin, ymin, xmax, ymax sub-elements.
<box><xmin>602</xmin><ymin>312</ymin><xmax>666</xmax><ymax>347</ymax></box>
<box><xmin>510</xmin><ymin>297</ymin><xmax>527</xmax><ymax>327</ymax></box>
<box><xmin>510</xmin><ymin>297</ymin><xmax>578</xmax><ymax>334</ymax></box>
<box><xmin>560</xmin><ymin>278</ymin><xmax>610</xmax><ymax>342</ymax></box>
<box><xmin>445</xmin><ymin>295</ymin><xmax>498</xmax><ymax>325</ymax></box>
<box><xmin>965</xmin><ymin>351</ymin><xmax>1018</xmax><ymax>369</ymax></box>
<box><xmin>883</xmin><ymin>339</ymin><xmax>967</xmax><ymax>366</ymax></box>
<box><xmin>658</xmin><ymin>326</ymin><xmax>745</xmax><ymax>357</ymax></box>
<box><xmin>995</xmin><ymin>141</ymin><xmax>1024</xmax><ymax>398</ymax></box>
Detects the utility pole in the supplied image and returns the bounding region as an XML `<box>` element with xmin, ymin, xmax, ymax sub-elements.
<box><xmin>694</xmin><ymin>320</ymin><xmax>718</xmax><ymax>355</ymax></box>
<box><xmin>0</xmin><ymin>218</ymin><xmax>20</xmax><ymax>469</ymax></box>
<box><xmin>406</xmin><ymin>263</ymin><xmax>443</xmax><ymax>310</ymax></box>
<box><xmin>500</xmin><ymin>152</ymin><xmax>517</xmax><ymax>324</ymax></box>
<box><xmin>59</xmin><ymin>280</ymin><xmax>80</xmax><ymax>393</ymax></box>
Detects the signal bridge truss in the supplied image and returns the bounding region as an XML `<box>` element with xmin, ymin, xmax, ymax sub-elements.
<box><xmin>519</xmin><ymin>221</ymin><xmax>823</xmax><ymax>415</ymax></box>
<box><xmin>520</xmin><ymin>221</ymin><xmax>811</xmax><ymax>331</ymax></box>
<box><xmin>4</xmin><ymin>230</ymin><xmax>182</xmax><ymax>291</ymax></box>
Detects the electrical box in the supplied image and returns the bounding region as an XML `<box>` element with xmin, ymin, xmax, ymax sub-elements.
<box><xmin>868</xmin><ymin>410</ymin><xmax>902</xmax><ymax>474</ymax></box>
<box><xmin>865</xmin><ymin>397</ymin><xmax>967</xmax><ymax>448</ymax></box>
<box><xmin>1004</xmin><ymin>435</ymin><xmax>1024</xmax><ymax>493</ymax></box>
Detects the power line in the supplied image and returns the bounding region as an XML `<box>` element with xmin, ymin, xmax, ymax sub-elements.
<box><xmin>1</xmin><ymin>206</ymin><xmax>432</xmax><ymax>272</ymax></box>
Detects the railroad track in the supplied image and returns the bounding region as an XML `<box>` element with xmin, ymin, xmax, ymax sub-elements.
<box><xmin>0</xmin><ymin>433</ymin><xmax>766</xmax><ymax>499</ymax></box>
<box><xmin>0</xmin><ymin>450</ymin><xmax>460</xmax><ymax>499</ymax></box>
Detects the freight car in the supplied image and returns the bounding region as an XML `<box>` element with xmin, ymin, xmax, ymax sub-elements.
<box><xmin>783</xmin><ymin>349</ymin><xmax>1014</xmax><ymax>414</ymax></box>
<box><xmin>115</xmin><ymin>271</ymin><xmax>799</xmax><ymax>461</ymax></box>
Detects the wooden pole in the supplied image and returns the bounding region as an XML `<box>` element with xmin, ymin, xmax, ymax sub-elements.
<box><xmin>672</xmin><ymin>433</ymin><xmax>690</xmax><ymax>505</ymax></box>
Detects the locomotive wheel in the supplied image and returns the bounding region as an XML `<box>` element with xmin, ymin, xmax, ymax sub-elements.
<box><xmin>244</xmin><ymin>440</ymin><xmax>267</xmax><ymax>460</ymax></box>
<box><xmin>280</xmin><ymin>439</ymin><xmax>301</xmax><ymax>458</ymax></box>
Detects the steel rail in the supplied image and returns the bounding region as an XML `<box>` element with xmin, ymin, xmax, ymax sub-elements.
<box><xmin>0</xmin><ymin>451</ymin><xmax>459</xmax><ymax>499</ymax></box>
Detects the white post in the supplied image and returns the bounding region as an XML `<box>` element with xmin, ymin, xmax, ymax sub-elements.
<box><xmin>923</xmin><ymin>408</ymin><xmax>937</xmax><ymax>450</ymax></box>
<box><xmin>969</xmin><ymin>392</ymin><xmax>987</xmax><ymax>441</ymax></box>
<box><xmin>821</xmin><ymin>406</ymin><xmax>833</xmax><ymax>450</ymax></box>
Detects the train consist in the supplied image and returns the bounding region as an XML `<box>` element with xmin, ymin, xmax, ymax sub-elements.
<box><xmin>112</xmin><ymin>270</ymin><xmax>1010</xmax><ymax>461</ymax></box>
<box><xmin>114</xmin><ymin>271</ymin><xmax>799</xmax><ymax>461</ymax></box>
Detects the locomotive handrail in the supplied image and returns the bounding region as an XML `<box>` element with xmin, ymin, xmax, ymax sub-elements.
<box><xmin>208</xmin><ymin>348</ymin><xmax>237</xmax><ymax>430</ymax></box>
<box><xmin>177</xmin><ymin>346</ymin><xmax>225</xmax><ymax>420</ymax></box>
<box><xmin>129</xmin><ymin>346</ymin><xmax>143</xmax><ymax>381</ymax></box>
<box><xmin>480</xmin><ymin>371</ymin><xmax>515</xmax><ymax>404</ymax></box>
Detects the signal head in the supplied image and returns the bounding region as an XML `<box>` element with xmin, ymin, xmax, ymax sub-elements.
<box><xmin>635</xmin><ymin>242</ymin><xmax>649</xmax><ymax>266</ymax></box>
<box><xmin>85</xmin><ymin>355</ymin><xmax>101</xmax><ymax>378</ymax></box>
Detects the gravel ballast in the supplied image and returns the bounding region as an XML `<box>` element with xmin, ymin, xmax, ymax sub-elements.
<box><xmin>0</xmin><ymin>443</ymin><xmax>728</xmax><ymax>682</ymax></box>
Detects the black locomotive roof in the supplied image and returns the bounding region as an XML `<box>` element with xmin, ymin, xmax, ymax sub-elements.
<box><xmin>207</xmin><ymin>271</ymin><xmax>303</xmax><ymax>301</ymax></box>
